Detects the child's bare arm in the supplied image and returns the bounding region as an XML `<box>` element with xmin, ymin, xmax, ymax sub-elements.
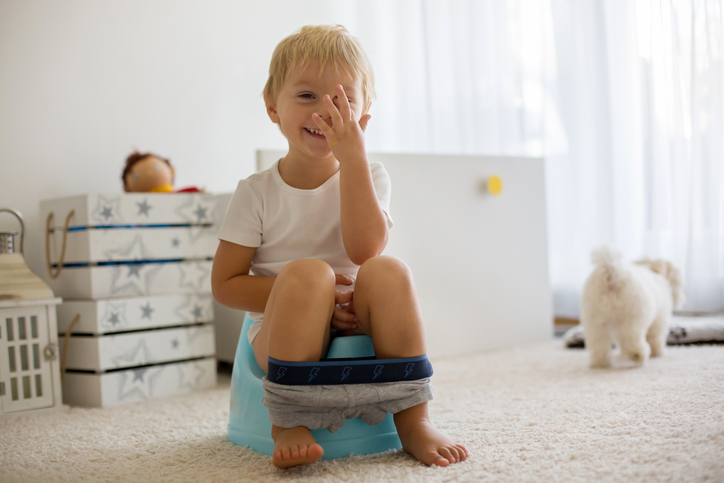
<box><xmin>211</xmin><ymin>240</ymin><xmax>275</xmax><ymax>313</ymax></box>
<box><xmin>313</xmin><ymin>85</ymin><xmax>388</xmax><ymax>264</ymax></box>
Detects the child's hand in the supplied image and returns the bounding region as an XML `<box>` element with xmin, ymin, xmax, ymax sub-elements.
<box><xmin>312</xmin><ymin>84</ymin><xmax>371</xmax><ymax>163</ymax></box>
<box><xmin>332</xmin><ymin>273</ymin><xmax>358</xmax><ymax>331</ymax></box>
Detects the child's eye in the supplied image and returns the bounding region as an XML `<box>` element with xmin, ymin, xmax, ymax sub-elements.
<box><xmin>299</xmin><ymin>93</ymin><xmax>315</xmax><ymax>99</ymax></box>
<box><xmin>332</xmin><ymin>95</ymin><xmax>354</xmax><ymax>103</ymax></box>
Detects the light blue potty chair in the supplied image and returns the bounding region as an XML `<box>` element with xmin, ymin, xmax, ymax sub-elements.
<box><xmin>228</xmin><ymin>314</ymin><xmax>402</xmax><ymax>459</ymax></box>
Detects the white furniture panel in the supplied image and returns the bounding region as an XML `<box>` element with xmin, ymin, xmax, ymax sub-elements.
<box><xmin>47</xmin><ymin>227</ymin><xmax>219</xmax><ymax>264</ymax></box>
<box><xmin>60</xmin><ymin>323</ymin><xmax>215</xmax><ymax>372</ymax></box>
<box><xmin>57</xmin><ymin>294</ymin><xmax>214</xmax><ymax>334</ymax></box>
<box><xmin>255</xmin><ymin>150</ymin><xmax>552</xmax><ymax>359</ymax></box>
<box><xmin>62</xmin><ymin>357</ymin><xmax>217</xmax><ymax>408</ymax></box>
<box><xmin>47</xmin><ymin>260</ymin><xmax>213</xmax><ymax>300</ymax></box>
<box><xmin>40</xmin><ymin>193</ymin><xmax>226</xmax><ymax>228</ymax></box>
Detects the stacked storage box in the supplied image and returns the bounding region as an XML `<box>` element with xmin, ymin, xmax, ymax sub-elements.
<box><xmin>40</xmin><ymin>193</ymin><xmax>227</xmax><ymax>407</ymax></box>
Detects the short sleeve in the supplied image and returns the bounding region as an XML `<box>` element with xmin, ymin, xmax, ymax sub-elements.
<box><xmin>371</xmin><ymin>162</ymin><xmax>394</xmax><ymax>228</ymax></box>
<box><xmin>217</xmin><ymin>178</ymin><xmax>263</xmax><ymax>247</ymax></box>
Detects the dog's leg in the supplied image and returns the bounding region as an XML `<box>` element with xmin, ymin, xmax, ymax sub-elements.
<box><xmin>616</xmin><ymin>324</ymin><xmax>651</xmax><ymax>364</ymax></box>
<box><xmin>582</xmin><ymin>320</ymin><xmax>613</xmax><ymax>368</ymax></box>
<box><xmin>647</xmin><ymin>314</ymin><xmax>669</xmax><ymax>357</ymax></box>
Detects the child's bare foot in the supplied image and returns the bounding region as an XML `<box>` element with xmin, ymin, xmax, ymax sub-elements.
<box><xmin>271</xmin><ymin>425</ymin><xmax>324</xmax><ymax>468</ymax></box>
<box><xmin>394</xmin><ymin>404</ymin><xmax>469</xmax><ymax>467</ymax></box>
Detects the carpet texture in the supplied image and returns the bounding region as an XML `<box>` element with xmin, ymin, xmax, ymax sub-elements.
<box><xmin>2</xmin><ymin>341</ymin><xmax>723</xmax><ymax>482</ymax></box>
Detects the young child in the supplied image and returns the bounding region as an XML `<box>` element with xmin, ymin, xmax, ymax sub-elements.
<box><xmin>212</xmin><ymin>24</ymin><xmax>468</xmax><ymax>469</ymax></box>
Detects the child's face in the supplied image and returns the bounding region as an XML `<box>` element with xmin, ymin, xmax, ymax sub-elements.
<box><xmin>267</xmin><ymin>60</ymin><xmax>365</xmax><ymax>162</ymax></box>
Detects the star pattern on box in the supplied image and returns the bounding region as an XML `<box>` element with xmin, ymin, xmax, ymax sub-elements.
<box><xmin>175</xmin><ymin>196</ymin><xmax>216</xmax><ymax>243</ymax></box>
<box><xmin>116</xmin><ymin>365</ymin><xmax>164</xmax><ymax>402</ymax></box>
<box><xmin>103</xmin><ymin>234</ymin><xmax>151</xmax><ymax>262</ymax></box>
<box><xmin>108</xmin><ymin>263</ymin><xmax>163</xmax><ymax>297</ymax></box>
<box><xmin>174</xmin><ymin>295</ymin><xmax>210</xmax><ymax>322</ymax></box>
<box><xmin>176</xmin><ymin>196</ymin><xmax>215</xmax><ymax>224</ymax></box>
<box><xmin>140</xmin><ymin>302</ymin><xmax>155</xmax><ymax>320</ymax></box>
<box><xmin>177</xmin><ymin>362</ymin><xmax>206</xmax><ymax>392</ymax></box>
<box><xmin>100</xmin><ymin>302</ymin><xmax>129</xmax><ymax>331</ymax></box>
<box><xmin>187</xmin><ymin>226</ymin><xmax>210</xmax><ymax>245</ymax></box>
<box><xmin>91</xmin><ymin>196</ymin><xmax>123</xmax><ymax>224</ymax></box>
<box><xmin>177</xmin><ymin>262</ymin><xmax>210</xmax><ymax>292</ymax></box>
<box><xmin>136</xmin><ymin>198</ymin><xmax>152</xmax><ymax>217</ymax></box>
<box><xmin>110</xmin><ymin>338</ymin><xmax>155</xmax><ymax>369</ymax></box>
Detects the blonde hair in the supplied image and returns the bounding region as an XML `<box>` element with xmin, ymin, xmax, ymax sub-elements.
<box><xmin>263</xmin><ymin>25</ymin><xmax>375</xmax><ymax>111</ymax></box>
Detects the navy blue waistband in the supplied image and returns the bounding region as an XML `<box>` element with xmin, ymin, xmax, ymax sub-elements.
<box><xmin>267</xmin><ymin>354</ymin><xmax>433</xmax><ymax>385</ymax></box>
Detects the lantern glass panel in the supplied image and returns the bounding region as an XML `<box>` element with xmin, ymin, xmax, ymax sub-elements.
<box><xmin>6</xmin><ymin>318</ymin><xmax>13</xmax><ymax>341</ymax></box>
<box><xmin>10</xmin><ymin>377</ymin><xmax>18</xmax><ymax>400</ymax></box>
<box><xmin>35</xmin><ymin>375</ymin><xmax>43</xmax><ymax>397</ymax></box>
<box><xmin>31</xmin><ymin>316</ymin><xmax>38</xmax><ymax>339</ymax></box>
<box><xmin>18</xmin><ymin>317</ymin><xmax>26</xmax><ymax>340</ymax></box>
<box><xmin>23</xmin><ymin>375</ymin><xmax>31</xmax><ymax>399</ymax></box>
<box><xmin>20</xmin><ymin>345</ymin><xmax>29</xmax><ymax>371</ymax></box>
<box><xmin>8</xmin><ymin>346</ymin><xmax>16</xmax><ymax>372</ymax></box>
<box><xmin>33</xmin><ymin>343</ymin><xmax>40</xmax><ymax>369</ymax></box>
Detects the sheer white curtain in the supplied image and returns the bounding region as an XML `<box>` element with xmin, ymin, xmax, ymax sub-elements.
<box><xmin>356</xmin><ymin>0</ymin><xmax>724</xmax><ymax>315</ymax></box>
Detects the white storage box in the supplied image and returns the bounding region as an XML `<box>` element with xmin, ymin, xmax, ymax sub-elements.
<box><xmin>40</xmin><ymin>193</ymin><xmax>227</xmax><ymax>300</ymax></box>
<box><xmin>57</xmin><ymin>294</ymin><xmax>214</xmax><ymax>334</ymax></box>
<box><xmin>46</xmin><ymin>260</ymin><xmax>213</xmax><ymax>299</ymax></box>
<box><xmin>41</xmin><ymin>193</ymin><xmax>227</xmax><ymax>227</ymax></box>
<box><xmin>60</xmin><ymin>324</ymin><xmax>215</xmax><ymax>372</ymax></box>
<box><xmin>46</xmin><ymin>226</ymin><xmax>219</xmax><ymax>264</ymax></box>
<box><xmin>40</xmin><ymin>192</ymin><xmax>231</xmax><ymax>407</ymax></box>
<box><xmin>62</xmin><ymin>357</ymin><xmax>217</xmax><ymax>408</ymax></box>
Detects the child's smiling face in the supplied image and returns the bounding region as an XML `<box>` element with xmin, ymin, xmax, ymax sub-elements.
<box><xmin>267</xmin><ymin>60</ymin><xmax>365</xmax><ymax>163</ymax></box>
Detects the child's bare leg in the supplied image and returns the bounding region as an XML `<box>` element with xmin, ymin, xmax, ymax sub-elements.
<box><xmin>252</xmin><ymin>259</ymin><xmax>336</xmax><ymax>468</ymax></box>
<box><xmin>352</xmin><ymin>256</ymin><xmax>469</xmax><ymax>466</ymax></box>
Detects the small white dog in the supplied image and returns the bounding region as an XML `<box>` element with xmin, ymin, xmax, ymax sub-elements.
<box><xmin>580</xmin><ymin>247</ymin><xmax>685</xmax><ymax>368</ymax></box>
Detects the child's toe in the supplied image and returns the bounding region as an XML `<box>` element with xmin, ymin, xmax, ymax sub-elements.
<box><xmin>439</xmin><ymin>447</ymin><xmax>456</xmax><ymax>463</ymax></box>
<box><xmin>456</xmin><ymin>445</ymin><xmax>469</xmax><ymax>460</ymax></box>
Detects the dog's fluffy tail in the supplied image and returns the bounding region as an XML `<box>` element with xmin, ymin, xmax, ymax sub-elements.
<box><xmin>591</xmin><ymin>246</ymin><xmax>625</xmax><ymax>291</ymax></box>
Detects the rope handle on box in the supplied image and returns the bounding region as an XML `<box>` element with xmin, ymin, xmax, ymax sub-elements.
<box><xmin>45</xmin><ymin>210</ymin><xmax>75</xmax><ymax>279</ymax></box>
<box><xmin>60</xmin><ymin>314</ymin><xmax>80</xmax><ymax>382</ymax></box>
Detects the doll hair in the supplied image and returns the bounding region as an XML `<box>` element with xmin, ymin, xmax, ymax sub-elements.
<box><xmin>263</xmin><ymin>25</ymin><xmax>376</xmax><ymax>112</ymax></box>
<box><xmin>122</xmin><ymin>150</ymin><xmax>173</xmax><ymax>189</ymax></box>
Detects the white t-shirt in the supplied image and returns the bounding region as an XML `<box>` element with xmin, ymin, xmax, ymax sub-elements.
<box><xmin>218</xmin><ymin>159</ymin><xmax>394</xmax><ymax>343</ymax></box>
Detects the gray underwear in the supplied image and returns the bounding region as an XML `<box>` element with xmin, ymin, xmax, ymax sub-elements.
<box><xmin>262</xmin><ymin>377</ymin><xmax>434</xmax><ymax>433</ymax></box>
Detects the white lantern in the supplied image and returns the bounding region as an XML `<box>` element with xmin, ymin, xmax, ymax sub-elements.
<box><xmin>0</xmin><ymin>208</ymin><xmax>65</xmax><ymax>417</ymax></box>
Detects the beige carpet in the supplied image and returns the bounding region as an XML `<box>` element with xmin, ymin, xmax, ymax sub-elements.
<box><xmin>2</xmin><ymin>340</ymin><xmax>723</xmax><ymax>482</ymax></box>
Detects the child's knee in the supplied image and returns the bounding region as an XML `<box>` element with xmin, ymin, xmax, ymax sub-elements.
<box><xmin>277</xmin><ymin>259</ymin><xmax>336</xmax><ymax>294</ymax></box>
<box><xmin>358</xmin><ymin>255</ymin><xmax>412</xmax><ymax>285</ymax></box>
<box><xmin>277</xmin><ymin>258</ymin><xmax>334</xmax><ymax>285</ymax></box>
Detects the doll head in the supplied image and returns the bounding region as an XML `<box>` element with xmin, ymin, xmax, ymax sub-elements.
<box><xmin>122</xmin><ymin>151</ymin><xmax>175</xmax><ymax>192</ymax></box>
<box><xmin>263</xmin><ymin>25</ymin><xmax>376</xmax><ymax>114</ymax></box>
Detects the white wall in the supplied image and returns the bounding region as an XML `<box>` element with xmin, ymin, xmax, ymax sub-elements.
<box><xmin>0</xmin><ymin>0</ymin><xmax>365</xmax><ymax>276</ymax></box>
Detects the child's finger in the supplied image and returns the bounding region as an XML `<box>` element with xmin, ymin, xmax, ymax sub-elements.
<box><xmin>333</xmin><ymin>308</ymin><xmax>358</xmax><ymax>324</ymax></box>
<box><xmin>336</xmin><ymin>84</ymin><xmax>353</xmax><ymax>120</ymax></box>
<box><xmin>331</xmin><ymin>319</ymin><xmax>358</xmax><ymax>332</ymax></box>
<box><xmin>335</xmin><ymin>290</ymin><xmax>353</xmax><ymax>305</ymax></box>
<box><xmin>335</xmin><ymin>273</ymin><xmax>355</xmax><ymax>285</ymax></box>
<box><xmin>323</xmin><ymin>94</ymin><xmax>344</xmax><ymax>127</ymax></box>
<box><xmin>312</xmin><ymin>113</ymin><xmax>333</xmax><ymax>137</ymax></box>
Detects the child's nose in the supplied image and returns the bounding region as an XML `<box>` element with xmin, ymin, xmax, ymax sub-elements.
<box><xmin>315</xmin><ymin>95</ymin><xmax>341</xmax><ymax>117</ymax></box>
<box><xmin>314</xmin><ymin>109</ymin><xmax>332</xmax><ymax>123</ymax></box>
